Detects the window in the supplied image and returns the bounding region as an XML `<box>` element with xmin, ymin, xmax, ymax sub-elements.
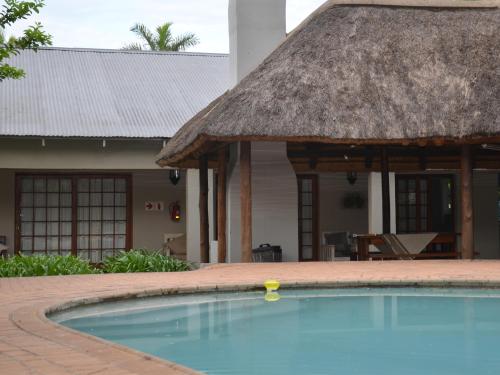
<box><xmin>16</xmin><ymin>174</ymin><xmax>131</xmax><ymax>262</ymax></box>
<box><xmin>396</xmin><ymin>176</ymin><xmax>428</xmax><ymax>233</ymax></box>
<box><xmin>297</xmin><ymin>175</ymin><xmax>318</xmax><ymax>261</ymax></box>
<box><xmin>396</xmin><ymin>175</ymin><xmax>454</xmax><ymax>234</ymax></box>
<box><xmin>396</xmin><ymin>175</ymin><xmax>455</xmax><ymax>253</ymax></box>
<box><xmin>17</xmin><ymin>176</ymin><xmax>73</xmax><ymax>256</ymax></box>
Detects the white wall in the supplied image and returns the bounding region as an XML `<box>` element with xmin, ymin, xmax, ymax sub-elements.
<box><xmin>225</xmin><ymin>0</ymin><xmax>290</xmax><ymax>262</ymax></box>
<box><xmin>186</xmin><ymin>169</ymin><xmax>214</xmax><ymax>263</ymax></box>
<box><xmin>132</xmin><ymin>171</ymin><xmax>186</xmax><ymax>250</ymax></box>
<box><xmin>227</xmin><ymin>142</ymin><xmax>299</xmax><ymax>262</ymax></box>
<box><xmin>228</xmin><ymin>0</ymin><xmax>286</xmax><ymax>87</ymax></box>
<box><xmin>0</xmin><ymin>138</ymin><xmax>164</xmax><ymax>170</ymax></box>
<box><xmin>368</xmin><ymin>172</ymin><xmax>396</xmax><ymax>234</ymax></box>
<box><xmin>319</xmin><ymin>173</ymin><xmax>369</xmax><ymax>242</ymax></box>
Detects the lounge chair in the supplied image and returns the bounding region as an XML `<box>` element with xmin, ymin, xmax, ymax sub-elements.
<box><xmin>377</xmin><ymin>234</ymin><xmax>414</xmax><ymax>260</ymax></box>
<box><xmin>374</xmin><ymin>233</ymin><xmax>438</xmax><ymax>260</ymax></box>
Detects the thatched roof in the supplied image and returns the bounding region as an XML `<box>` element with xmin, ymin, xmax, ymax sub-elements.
<box><xmin>157</xmin><ymin>0</ymin><xmax>500</xmax><ymax>167</ymax></box>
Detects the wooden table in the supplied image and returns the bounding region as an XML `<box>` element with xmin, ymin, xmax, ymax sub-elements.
<box><xmin>356</xmin><ymin>233</ymin><xmax>459</xmax><ymax>261</ymax></box>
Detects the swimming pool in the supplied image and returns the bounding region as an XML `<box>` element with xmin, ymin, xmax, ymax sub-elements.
<box><xmin>51</xmin><ymin>288</ymin><xmax>500</xmax><ymax>374</ymax></box>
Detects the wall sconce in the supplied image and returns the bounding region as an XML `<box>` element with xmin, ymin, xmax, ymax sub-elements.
<box><xmin>169</xmin><ymin>169</ymin><xmax>181</xmax><ymax>185</ymax></box>
<box><xmin>169</xmin><ymin>201</ymin><xmax>181</xmax><ymax>222</ymax></box>
<box><xmin>346</xmin><ymin>171</ymin><xmax>358</xmax><ymax>185</ymax></box>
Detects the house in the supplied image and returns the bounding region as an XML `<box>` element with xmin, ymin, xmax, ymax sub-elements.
<box><xmin>157</xmin><ymin>0</ymin><xmax>500</xmax><ymax>262</ymax></box>
<box><xmin>0</xmin><ymin>47</ymin><xmax>228</xmax><ymax>262</ymax></box>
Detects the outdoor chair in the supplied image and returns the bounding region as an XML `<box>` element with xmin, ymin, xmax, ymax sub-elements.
<box><xmin>163</xmin><ymin>233</ymin><xmax>187</xmax><ymax>261</ymax></box>
<box><xmin>252</xmin><ymin>244</ymin><xmax>282</xmax><ymax>262</ymax></box>
<box><xmin>377</xmin><ymin>234</ymin><xmax>414</xmax><ymax>260</ymax></box>
<box><xmin>321</xmin><ymin>232</ymin><xmax>352</xmax><ymax>261</ymax></box>
<box><xmin>374</xmin><ymin>233</ymin><xmax>438</xmax><ymax>260</ymax></box>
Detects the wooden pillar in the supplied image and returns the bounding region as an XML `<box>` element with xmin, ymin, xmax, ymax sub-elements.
<box><xmin>461</xmin><ymin>144</ymin><xmax>474</xmax><ymax>259</ymax></box>
<box><xmin>380</xmin><ymin>147</ymin><xmax>391</xmax><ymax>234</ymax></box>
<box><xmin>199</xmin><ymin>155</ymin><xmax>210</xmax><ymax>263</ymax></box>
<box><xmin>240</xmin><ymin>141</ymin><xmax>253</xmax><ymax>263</ymax></box>
<box><xmin>217</xmin><ymin>147</ymin><xmax>227</xmax><ymax>263</ymax></box>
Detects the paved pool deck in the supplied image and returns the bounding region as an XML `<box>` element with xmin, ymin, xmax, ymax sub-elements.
<box><xmin>2</xmin><ymin>260</ymin><xmax>500</xmax><ymax>374</ymax></box>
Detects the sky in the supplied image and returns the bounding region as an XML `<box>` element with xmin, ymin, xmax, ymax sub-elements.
<box><xmin>5</xmin><ymin>0</ymin><xmax>327</xmax><ymax>53</ymax></box>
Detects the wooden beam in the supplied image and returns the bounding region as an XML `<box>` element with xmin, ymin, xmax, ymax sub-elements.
<box><xmin>460</xmin><ymin>145</ymin><xmax>474</xmax><ymax>259</ymax></box>
<box><xmin>217</xmin><ymin>147</ymin><xmax>227</xmax><ymax>263</ymax></box>
<box><xmin>240</xmin><ymin>141</ymin><xmax>253</xmax><ymax>263</ymax></box>
<box><xmin>199</xmin><ymin>155</ymin><xmax>210</xmax><ymax>263</ymax></box>
<box><xmin>381</xmin><ymin>147</ymin><xmax>391</xmax><ymax>234</ymax></box>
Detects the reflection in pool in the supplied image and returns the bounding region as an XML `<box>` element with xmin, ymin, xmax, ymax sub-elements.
<box><xmin>51</xmin><ymin>289</ymin><xmax>500</xmax><ymax>375</ymax></box>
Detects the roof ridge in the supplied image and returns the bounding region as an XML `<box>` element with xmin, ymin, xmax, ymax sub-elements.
<box><xmin>286</xmin><ymin>0</ymin><xmax>499</xmax><ymax>44</ymax></box>
<box><xmin>34</xmin><ymin>47</ymin><xmax>228</xmax><ymax>58</ymax></box>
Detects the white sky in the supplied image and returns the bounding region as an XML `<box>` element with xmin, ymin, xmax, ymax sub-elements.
<box><xmin>5</xmin><ymin>0</ymin><xmax>327</xmax><ymax>53</ymax></box>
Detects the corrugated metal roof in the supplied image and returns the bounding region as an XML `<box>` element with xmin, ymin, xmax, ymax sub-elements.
<box><xmin>0</xmin><ymin>47</ymin><xmax>229</xmax><ymax>138</ymax></box>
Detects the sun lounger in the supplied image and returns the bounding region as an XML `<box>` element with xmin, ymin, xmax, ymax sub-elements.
<box><xmin>375</xmin><ymin>233</ymin><xmax>438</xmax><ymax>260</ymax></box>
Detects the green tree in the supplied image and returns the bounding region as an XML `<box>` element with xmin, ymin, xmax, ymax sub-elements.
<box><xmin>124</xmin><ymin>22</ymin><xmax>198</xmax><ymax>52</ymax></box>
<box><xmin>0</xmin><ymin>0</ymin><xmax>52</xmax><ymax>81</ymax></box>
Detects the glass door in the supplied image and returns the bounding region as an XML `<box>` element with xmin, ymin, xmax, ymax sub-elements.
<box><xmin>396</xmin><ymin>174</ymin><xmax>455</xmax><ymax>253</ymax></box>
<box><xmin>396</xmin><ymin>175</ymin><xmax>454</xmax><ymax>234</ymax></box>
<box><xmin>17</xmin><ymin>176</ymin><xmax>73</xmax><ymax>256</ymax></box>
<box><xmin>16</xmin><ymin>174</ymin><xmax>131</xmax><ymax>262</ymax></box>
<box><xmin>297</xmin><ymin>175</ymin><xmax>319</xmax><ymax>261</ymax></box>
<box><xmin>76</xmin><ymin>176</ymin><xmax>130</xmax><ymax>263</ymax></box>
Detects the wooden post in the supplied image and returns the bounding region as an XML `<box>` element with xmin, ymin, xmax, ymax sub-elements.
<box><xmin>461</xmin><ymin>144</ymin><xmax>474</xmax><ymax>259</ymax></box>
<box><xmin>199</xmin><ymin>155</ymin><xmax>210</xmax><ymax>263</ymax></box>
<box><xmin>380</xmin><ymin>147</ymin><xmax>391</xmax><ymax>234</ymax></box>
<box><xmin>240</xmin><ymin>141</ymin><xmax>253</xmax><ymax>263</ymax></box>
<box><xmin>217</xmin><ymin>147</ymin><xmax>227</xmax><ymax>263</ymax></box>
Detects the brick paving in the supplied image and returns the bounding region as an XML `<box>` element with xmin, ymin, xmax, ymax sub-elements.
<box><xmin>1</xmin><ymin>260</ymin><xmax>500</xmax><ymax>374</ymax></box>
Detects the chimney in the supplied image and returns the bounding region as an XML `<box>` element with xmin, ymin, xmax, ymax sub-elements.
<box><xmin>228</xmin><ymin>0</ymin><xmax>286</xmax><ymax>87</ymax></box>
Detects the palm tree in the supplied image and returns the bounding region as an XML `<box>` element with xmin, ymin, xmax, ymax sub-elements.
<box><xmin>123</xmin><ymin>22</ymin><xmax>199</xmax><ymax>51</ymax></box>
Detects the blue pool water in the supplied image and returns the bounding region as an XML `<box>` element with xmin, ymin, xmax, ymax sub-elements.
<box><xmin>52</xmin><ymin>289</ymin><xmax>500</xmax><ymax>374</ymax></box>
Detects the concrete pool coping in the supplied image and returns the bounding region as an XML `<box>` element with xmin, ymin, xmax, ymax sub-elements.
<box><xmin>2</xmin><ymin>260</ymin><xmax>500</xmax><ymax>374</ymax></box>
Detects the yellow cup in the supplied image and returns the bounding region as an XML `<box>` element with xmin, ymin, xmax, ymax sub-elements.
<box><xmin>264</xmin><ymin>279</ymin><xmax>280</xmax><ymax>292</ymax></box>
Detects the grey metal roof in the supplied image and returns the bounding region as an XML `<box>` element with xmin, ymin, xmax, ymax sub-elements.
<box><xmin>0</xmin><ymin>47</ymin><xmax>229</xmax><ymax>138</ymax></box>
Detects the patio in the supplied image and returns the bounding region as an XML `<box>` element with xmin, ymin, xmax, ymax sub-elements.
<box><xmin>2</xmin><ymin>261</ymin><xmax>500</xmax><ymax>374</ymax></box>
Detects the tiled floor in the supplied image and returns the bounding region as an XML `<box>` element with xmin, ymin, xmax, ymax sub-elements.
<box><xmin>2</xmin><ymin>260</ymin><xmax>500</xmax><ymax>374</ymax></box>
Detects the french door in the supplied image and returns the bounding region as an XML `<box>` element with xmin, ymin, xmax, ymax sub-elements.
<box><xmin>15</xmin><ymin>174</ymin><xmax>132</xmax><ymax>262</ymax></box>
<box><xmin>396</xmin><ymin>174</ymin><xmax>455</xmax><ymax>252</ymax></box>
<box><xmin>297</xmin><ymin>175</ymin><xmax>319</xmax><ymax>261</ymax></box>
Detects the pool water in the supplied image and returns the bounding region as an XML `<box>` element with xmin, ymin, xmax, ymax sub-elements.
<box><xmin>52</xmin><ymin>289</ymin><xmax>500</xmax><ymax>374</ymax></box>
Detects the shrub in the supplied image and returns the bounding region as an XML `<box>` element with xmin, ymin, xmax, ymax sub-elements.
<box><xmin>0</xmin><ymin>255</ymin><xmax>98</xmax><ymax>277</ymax></box>
<box><xmin>102</xmin><ymin>249</ymin><xmax>190</xmax><ymax>273</ymax></box>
